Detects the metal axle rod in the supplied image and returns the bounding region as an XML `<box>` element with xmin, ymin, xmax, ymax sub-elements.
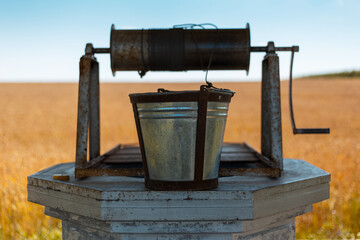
<box><xmin>94</xmin><ymin>48</ymin><xmax>110</xmax><ymax>54</ymax></box>
<box><xmin>250</xmin><ymin>45</ymin><xmax>299</xmax><ymax>53</ymax></box>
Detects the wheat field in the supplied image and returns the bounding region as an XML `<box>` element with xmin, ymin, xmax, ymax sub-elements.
<box><xmin>0</xmin><ymin>79</ymin><xmax>359</xmax><ymax>239</ymax></box>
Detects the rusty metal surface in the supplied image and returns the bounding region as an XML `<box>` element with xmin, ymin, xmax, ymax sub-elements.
<box><xmin>261</xmin><ymin>42</ymin><xmax>283</xmax><ymax>173</ymax></box>
<box><xmin>110</xmin><ymin>26</ymin><xmax>250</xmax><ymax>74</ymax></box>
<box><xmin>75</xmin><ymin>143</ymin><xmax>280</xmax><ymax>178</ymax></box>
<box><xmin>89</xmin><ymin>59</ymin><xmax>100</xmax><ymax>160</ymax></box>
<box><xmin>75</xmin><ymin>168</ymin><xmax>144</xmax><ymax>179</ymax></box>
<box><xmin>110</xmin><ymin>27</ymin><xmax>148</xmax><ymax>75</ymax></box>
<box><xmin>75</xmin><ymin>45</ymin><xmax>101</xmax><ymax>169</ymax></box>
<box><xmin>219</xmin><ymin>167</ymin><xmax>281</xmax><ymax>178</ymax></box>
<box><xmin>193</xmin><ymin>85</ymin><xmax>209</xmax><ymax>186</ymax></box>
<box><xmin>250</xmin><ymin>46</ymin><xmax>299</xmax><ymax>52</ymax></box>
<box><xmin>75</xmin><ymin>55</ymin><xmax>92</xmax><ymax>168</ymax></box>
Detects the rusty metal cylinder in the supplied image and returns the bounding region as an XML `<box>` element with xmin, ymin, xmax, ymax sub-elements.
<box><xmin>110</xmin><ymin>25</ymin><xmax>250</xmax><ymax>75</ymax></box>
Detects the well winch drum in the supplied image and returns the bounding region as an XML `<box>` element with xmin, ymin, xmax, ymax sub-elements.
<box><xmin>129</xmin><ymin>86</ymin><xmax>234</xmax><ymax>190</ymax></box>
<box><xmin>110</xmin><ymin>25</ymin><xmax>250</xmax><ymax>75</ymax></box>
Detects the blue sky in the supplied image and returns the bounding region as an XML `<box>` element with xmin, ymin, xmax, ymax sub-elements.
<box><xmin>0</xmin><ymin>0</ymin><xmax>359</xmax><ymax>82</ymax></box>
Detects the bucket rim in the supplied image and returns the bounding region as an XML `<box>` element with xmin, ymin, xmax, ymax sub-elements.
<box><xmin>129</xmin><ymin>87</ymin><xmax>234</xmax><ymax>104</ymax></box>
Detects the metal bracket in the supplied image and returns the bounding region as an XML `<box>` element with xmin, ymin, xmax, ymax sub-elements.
<box><xmin>75</xmin><ymin>43</ymin><xmax>101</xmax><ymax>168</ymax></box>
<box><xmin>261</xmin><ymin>44</ymin><xmax>283</xmax><ymax>172</ymax></box>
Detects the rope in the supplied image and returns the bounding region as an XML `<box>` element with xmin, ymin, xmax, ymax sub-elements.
<box><xmin>173</xmin><ymin>23</ymin><xmax>219</xmax><ymax>88</ymax></box>
<box><xmin>138</xmin><ymin>28</ymin><xmax>147</xmax><ymax>78</ymax></box>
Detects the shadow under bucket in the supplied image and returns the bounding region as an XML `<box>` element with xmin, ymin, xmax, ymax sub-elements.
<box><xmin>129</xmin><ymin>85</ymin><xmax>234</xmax><ymax>190</ymax></box>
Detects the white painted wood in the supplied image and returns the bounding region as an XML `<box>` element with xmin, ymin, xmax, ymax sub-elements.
<box><xmin>45</xmin><ymin>205</ymin><xmax>310</xmax><ymax>234</ymax></box>
<box><xmin>27</xmin><ymin>158</ymin><xmax>330</xmax><ymax>239</ymax></box>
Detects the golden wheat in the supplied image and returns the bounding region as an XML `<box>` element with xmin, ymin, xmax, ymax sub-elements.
<box><xmin>0</xmin><ymin>79</ymin><xmax>359</xmax><ymax>239</ymax></box>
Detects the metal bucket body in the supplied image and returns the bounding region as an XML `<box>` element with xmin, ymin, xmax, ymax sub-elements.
<box><xmin>203</xmin><ymin>102</ymin><xmax>229</xmax><ymax>180</ymax></box>
<box><xmin>130</xmin><ymin>86</ymin><xmax>233</xmax><ymax>190</ymax></box>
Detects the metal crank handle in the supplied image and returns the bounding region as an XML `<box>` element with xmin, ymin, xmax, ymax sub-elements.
<box><xmin>250</xmin><ymin>45</ymin><xmax>299</xmax><ymax>52</ymax></box>
<box><xmin>294</xmin><ymin>128</ymin><xmax>330</xmax><ymax>134</ymax></box>
<box><xmin>288</xmin><ymin>49</ymin><xmax>330</xmax><ymax>135</ymax></box>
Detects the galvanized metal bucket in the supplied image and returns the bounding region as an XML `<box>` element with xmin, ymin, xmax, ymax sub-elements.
<box><xmin>129</xmin><ymin>85</ymin><xmax>234</xmax><ymax>190</ymax></box>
